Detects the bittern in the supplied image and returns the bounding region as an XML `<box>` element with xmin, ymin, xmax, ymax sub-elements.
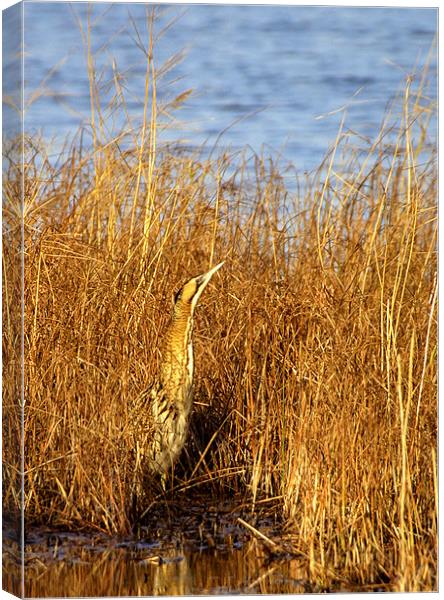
<box><xmin>138</xmin><ymin>261</ymin><xmax>224</xmax><ymax>476</ymax></box>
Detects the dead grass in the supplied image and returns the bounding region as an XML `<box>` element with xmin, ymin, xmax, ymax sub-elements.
<box><xmin>2</xmin><ymin>13</ymin><xmax>437</xmax><ymax>592</ymax></box>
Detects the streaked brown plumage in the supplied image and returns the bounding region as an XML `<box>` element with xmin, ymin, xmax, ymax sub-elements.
<box><xmin>139</xmin><ymin>262</ymin><xmax>224</xmax><ymax>475</ymax></box>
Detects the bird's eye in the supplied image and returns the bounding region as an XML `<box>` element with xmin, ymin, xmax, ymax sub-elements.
<box><xmin>173</xmin><ymin>288</ymin><xmax>182</xmax><ymax>304</ymax></box>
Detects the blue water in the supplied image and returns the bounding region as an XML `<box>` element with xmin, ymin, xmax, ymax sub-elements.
<box><xmin>7</xmin><ymin>2</ymin><xmax>438</xmax><ymax>171</ymax></box>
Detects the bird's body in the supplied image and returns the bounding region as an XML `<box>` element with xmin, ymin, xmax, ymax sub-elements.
<box><xmin>142</xmin><ymin>262</ymin><xmax>224</xmax><ymax>475</ymax></box>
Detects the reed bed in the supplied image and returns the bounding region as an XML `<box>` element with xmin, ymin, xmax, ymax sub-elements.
<box><xmin>2</xmin><ymin>18</ymin><xmax>437</xmax><ymax>592</ymax></box>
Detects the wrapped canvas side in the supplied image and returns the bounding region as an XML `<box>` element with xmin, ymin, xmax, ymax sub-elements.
<box><xmin>2</xmin><ymin>2</ymin><xmax>24</xmax><ymax>598</ymax></box>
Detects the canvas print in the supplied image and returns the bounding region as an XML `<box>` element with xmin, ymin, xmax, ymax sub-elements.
<box><xmin>2</xmin><ymin>1</ymin><xmax>437</xmax><ymax>596</ymax></box>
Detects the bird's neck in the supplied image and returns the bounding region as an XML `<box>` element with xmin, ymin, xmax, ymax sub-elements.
<box><xmin>160</xmin><ymin>304</ymin><xmax>194</xmax><ymax>394</ymax></box>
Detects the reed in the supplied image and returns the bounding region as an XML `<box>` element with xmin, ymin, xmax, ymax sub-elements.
<box><xmin>2</xmin><ymin>15</ymin><xmax>437</xmax><ymax>591</ymax></box>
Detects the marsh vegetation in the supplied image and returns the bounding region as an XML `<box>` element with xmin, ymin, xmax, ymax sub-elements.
<box><xmin>2</xmin><ymin>10</ymin><xmax>437</xmax><ymax>594</ymax></box>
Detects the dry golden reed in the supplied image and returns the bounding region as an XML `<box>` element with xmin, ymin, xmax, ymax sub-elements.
<box><xmin>2</xmin><ymin>14</ymin><xmax>437</xmax><ymax>592</ymax></box>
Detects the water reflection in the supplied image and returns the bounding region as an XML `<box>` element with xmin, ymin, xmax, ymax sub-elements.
<box><xmin>4</xmin><ymin>537</ymin><xmax>315</xmax><ymax>596</ymax></box>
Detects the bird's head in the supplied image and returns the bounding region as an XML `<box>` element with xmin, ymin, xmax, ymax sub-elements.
<box><xmin>173</xmin><ymin>261</ymin><xmax>224</xmax><ymax>313</ymax></box>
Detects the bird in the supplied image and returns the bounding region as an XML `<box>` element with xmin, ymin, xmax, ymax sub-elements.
<box><xmin>135</xmin><ymin>261</ymin><xmax>224</xmax><ymax>478</ymax></box>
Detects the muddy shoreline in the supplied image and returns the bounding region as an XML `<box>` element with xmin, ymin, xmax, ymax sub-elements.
<box><xmin>3</xmin><ymin>498</ymin><xmax>392</xmax><ymax>596</ymax></box>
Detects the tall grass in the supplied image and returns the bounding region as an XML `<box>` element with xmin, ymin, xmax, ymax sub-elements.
<box><xmin>2</xmin><ymin>13</ymin><xmax>437</xmax><ymax>591</ymax></box>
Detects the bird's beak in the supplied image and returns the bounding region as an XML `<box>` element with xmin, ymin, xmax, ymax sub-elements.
<box><xmin>194</xmin><ymin>261</ymin><xmax>225</xmax><ymax>297</ymax></box>
<box><xmin>203</xmin><ymin>261</ymin><xmax>225</xmax><ymax>280</ymax></box>
<box><xmin>199</xmin><ymin>260</ymin><xmax>224</xmax><ymax>281</ymax></box>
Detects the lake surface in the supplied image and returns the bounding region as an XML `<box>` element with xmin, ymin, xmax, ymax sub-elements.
<box><xmin>5</xmin><ymin>3</ymin><xmax>438</xmax><ymax>171</ymax></box>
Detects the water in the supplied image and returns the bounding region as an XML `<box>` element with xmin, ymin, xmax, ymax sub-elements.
<box><xmin>5</xmin><ymin>535</ymin><xmax>321</xmax><ymax>596</ymax></box>
<box><xmin>6</xmin><ymin>3</ymin><xmax>437</xmax><ymax>171</ymax></box>
<box><xmin>5</xmin><ymin>522</ymin><xmax>389</xmax><ymax>596</ymax></box>
<box><xmin>5</xmin><ymin>502</ymin><xmax>355</xmax><ymax>597</ymax></box>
